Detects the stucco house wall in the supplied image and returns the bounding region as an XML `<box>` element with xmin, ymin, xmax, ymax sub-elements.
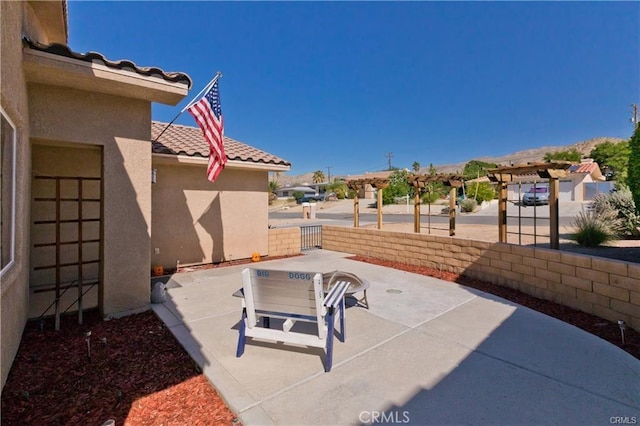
<box><xmin>28</xmin><ymin>84</ymin><xmax>153</xmax><ymax>314</ymax></box>
<box><xmin>0</xmin><ymin>0</ymin><xmax>38</xmax><ymax>390</ymax></box>
<box><xmin>150</xmin><ymin>120</ymin><xmax>291</xmax><ymax>269</ymax></box>
<box><xmin>1</xmin><ymin>0</ymin><xmax>191</xmax><ymax>390</ymax></box>
<box><xmin>151</xmin><ymin>162</ymin><xmax>270</xmax><ymax>269</ymax></box>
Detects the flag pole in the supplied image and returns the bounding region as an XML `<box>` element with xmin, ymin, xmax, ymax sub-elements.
<box><xmin>152</xmin><ymin>71</ymin><xmax>223</xmax><ymax>143</ymax></box>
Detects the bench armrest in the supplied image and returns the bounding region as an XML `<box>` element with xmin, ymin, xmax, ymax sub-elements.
<box><xmin>323</xmin><ymin>281</ymin><xmax>350</xmax><ymax>309</ymax></box>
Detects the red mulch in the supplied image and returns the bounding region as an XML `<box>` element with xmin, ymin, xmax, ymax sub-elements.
<box><xmin>172</xmin><ymin>254</ymin><xmax>303</xmax><ymax>274</ymax></box>
<box><xmin>348</xmin><ymin>255</ymin><xmax>640</xmax><ymax>360</ymax></box>
<box><xmin>1</xmin><ymin>310</ymin><xmax>239</xmax><ymax>426</ymax></box>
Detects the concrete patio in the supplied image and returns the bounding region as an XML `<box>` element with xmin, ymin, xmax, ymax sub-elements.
<box><xmin>152</xmin><ymin>250</ymin><xmax>640</xmax><ymax>425</ymax></box>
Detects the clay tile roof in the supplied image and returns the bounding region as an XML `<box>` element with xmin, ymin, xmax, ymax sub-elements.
<box><xmin>22</xmin><ymin>37</ymin><xmax>192</xmax><ymax>88</ymax></box>
<box><xmin>569</xmin><ymin>162</ymin><xmax>598</xmax><ymax>174</ymax></box>
<box><xmin>151</xmin><ymin>121</ymin><xmax>291</xmax><ymax>168</ymax></box>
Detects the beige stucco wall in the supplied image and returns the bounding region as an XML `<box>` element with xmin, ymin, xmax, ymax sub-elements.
<box><xmin>151</xmin><ymin>161</ymin><xmax>269</xmax><ymax>269</ymax></box>
<box><xmin>29</xmin><ymin>84</ymin><xmax>152</xmax><ymax>315</ymax></box>
<box><xmin>1</xmin><ymin>1</ymin><xmax>35</xmax><ymax>390</ymax></box>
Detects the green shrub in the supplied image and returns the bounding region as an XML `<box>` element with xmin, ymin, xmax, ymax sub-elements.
<box><xmin>570</xmin><ymin>210</ymin><xmax>622</xmax><ymax>247</ymax></box>
<box><xmin>382</xmin><ymin>170</ymin><xmax>411</xmax><ymax>205</ymax></box>
<box><xmin>592</xmin><ymin>187</ymin><xmax>640</xmax><ymax>237</ymax></box>
<box><xmin>421</xmin><ymin>191</ymin><xmax>441</xmax><ymax>204</ymax></box>
<box><xmin>459</xmin><ymin>198</ymin><xmax>478</xmax><ymax>212</ymax></box>
<box><xmin>465</xmin><ymin>182</ymin><xmax>496</xmax><ymax>203</ymax></box>
<box><xmin>292</xmin><ymin>191</ymin><xmax>304</xmax><ymax>202</ymax></box>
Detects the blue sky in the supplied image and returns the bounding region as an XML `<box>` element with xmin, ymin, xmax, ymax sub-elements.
<box><xmin>67</xmin><ymin>1</ymin><xmax>639</xmax><ymax>176</ymax></box>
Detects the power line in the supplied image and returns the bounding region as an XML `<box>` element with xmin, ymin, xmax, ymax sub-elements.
<box><xmin>387</xmin><ymin>152</ymin><xmax>393</xmax><ymax>170</ymax></box>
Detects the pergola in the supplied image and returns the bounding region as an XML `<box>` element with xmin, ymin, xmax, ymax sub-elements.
<box><xmin>487</xmin><ymin>161</ymin><xmax>573</xmax><ymax>249</ymax></box>
<box><xmin>408</xmin><ymin>174</ymin><xmax>465</xmax><ymax>235</ymax></box>
<box><xmin>346</xmin><ymin>178</ymin><xmax>389</xmax><ymax>229</ymax></box>
<box><xmin>346</xmin><ymin>174</ymin><xmax>465</xmax><ymax>235</ymax></box>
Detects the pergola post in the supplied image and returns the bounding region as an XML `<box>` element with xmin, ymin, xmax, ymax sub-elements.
<box><xmin>549</xmin><ymin>177</ymin><xmax>560</xmax><ymax>249</ymax></box>
<box><xmin>353</xmin><ymin>195</ymin><xmax>359</xmax><ymax>228</ymax></box>
<box><xmin>449</xmin><ymin>187</ymin><xmax>456</xmax><ymax>236</ymax></box>
<box><xmin>414</xmin><ymin>190</ymin><xmax>420</xmax><ymax>233</ymax></box>
<box><xmin>498</xmin><ymin>182</ymin><xmax>508</xmax><ymax>243</ymax></box>
<box><xmin>376</xmin><ymin>186</ymin><xmax>383</xmax><ymax>229</ymax></box>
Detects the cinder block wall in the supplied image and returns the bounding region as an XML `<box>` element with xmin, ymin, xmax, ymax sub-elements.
<box><xmin>268</xmin><ymin>228</ymin><xmax>301</xmax><ymax>257</ymax></box>
<box><xmin>323</xmin><ymin>225</ymin><xmax>640</xmax><ymax>331</ymax></box>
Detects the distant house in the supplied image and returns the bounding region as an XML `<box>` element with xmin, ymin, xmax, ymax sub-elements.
<box><xmin>275</xmin><ymin>186</ymin><xmax>318</xmax><ymax>198</ymax></box>
<box><xmin>504</xmin><ymin>159</ymin><xmax>611</xmax><ymax>201</ymax></box>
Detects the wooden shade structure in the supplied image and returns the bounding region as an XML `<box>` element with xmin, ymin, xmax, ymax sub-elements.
<box><xmin>408</xmin><ymin>174</ymin><xmax>464</xmax><ymax>236</ymax></box>
<box><xmin>487</xmin><ymin>161</ymin><xmax>573</xmax><ymax>249</ymax></box>
<box><xmin>346</xmin><ymin>178</ymin><xmax>389</xmax><ymax>229</ymax></box>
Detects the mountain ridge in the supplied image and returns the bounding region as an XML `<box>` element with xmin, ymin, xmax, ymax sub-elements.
<box><xmin>273</xmin><ymin>136</ymin><xmax>627</xmax><ymax>186</ymax></box>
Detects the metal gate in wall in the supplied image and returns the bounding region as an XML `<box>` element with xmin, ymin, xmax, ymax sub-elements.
<box><xmin>301</xmin><ymin>225</ymin><xmax>322</xmax><ymax>251</ymax></box>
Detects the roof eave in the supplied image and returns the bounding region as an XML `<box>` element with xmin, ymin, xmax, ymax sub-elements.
<box><xmin>152</xmin><ymin>153</ymin><xmax>291</xmax><ymax>172</ymax></box>
<box><xmin>23</xmin><ymin>49</ymin><xmax>190</xmax><ymax>105</ymax></box>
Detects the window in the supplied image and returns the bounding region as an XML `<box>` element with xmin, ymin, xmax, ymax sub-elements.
<box><xmin>1</xmin><ymin>107</ymin><xmax>16</xmax><ymax>276</ymax></box>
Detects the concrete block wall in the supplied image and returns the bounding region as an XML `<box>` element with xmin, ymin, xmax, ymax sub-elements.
<box><xmin>268</xmin><ymin>228</ymin><xmax>301</xmax><ymax>257</ymax></box>
<box><xmin>322</xmin><ymin>225</ymin><xmax>640</xmax><ymax>331</ymax></box>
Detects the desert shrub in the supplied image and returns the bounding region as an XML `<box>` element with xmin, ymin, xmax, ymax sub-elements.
<box><xmin>592</xmin><ymin>187</ymin><xmax>640</xmax><ymax>237</ymax></box>
<box><xmin>459</xmin><ymin>198</ymin><xmax>478</xmax><ymax>212</ymax></box>
<box><xmin>571</xmin><ymin>210</ymin><xmax>622</xmax><ymax>247</ymax></box>
<box><xmin>292</xmin><ymin>191</ymin><xmax>304</xmax><ymax>202</ymax></box>
<box><xmin>466</xmin><ymin>182</ymin><xmax>496</xmax><ymax>203</ymax></box>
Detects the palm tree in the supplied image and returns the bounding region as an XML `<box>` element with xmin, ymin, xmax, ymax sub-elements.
<box><xmin>312</xmin><ymin>170</ymin><xmax>325</xmax><ymax>183</ymax></box>
<box><xmin>412</xmin><ymin>161</ymin><xmax>421</xmax><ymax>173</ymax></box>
<box><xmin>268</xmin><ymin>180</ymin><xmax>280</xmax><ymax>194</ymax></box>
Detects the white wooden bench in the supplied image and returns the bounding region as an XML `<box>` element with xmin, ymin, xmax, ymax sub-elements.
<box><xmin>236</xmin><ymin>268</ymin><xmax>350</xmax><ymax>372</ymax></box>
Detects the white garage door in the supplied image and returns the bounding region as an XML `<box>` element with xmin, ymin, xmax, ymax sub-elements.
<box><xmin>559</xmin><ymin>180</ymin><xmax>573</xmax><ymax>201</ymax></box>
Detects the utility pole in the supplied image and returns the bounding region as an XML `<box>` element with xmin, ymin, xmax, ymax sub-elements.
<box><xmin>387</xmin><ymin>152</ymin><xmax>393</xmax><ymax>170</ymax></box>
<box><xmin>326</xmin><ymin>166</ymin><xmax>332</xmax><ymax>183</ymax></box>
<box><xmin>632</xmin><ymin>104</ymin><xmax>639</xmax><ymax>129</ymax></box>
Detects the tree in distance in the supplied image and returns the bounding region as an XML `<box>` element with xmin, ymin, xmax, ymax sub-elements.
<box><xmin>590</xmin><ymin>140</ymin><xmax>631</xmax><ymax>186</ymax></box>
<box><xmin>543</xmin><ymin>148</ymin><xmax>582</xmax><ymax>162</ymax></box>
<box><xmin>312</xmin><ymin>170</ymin><xmax>325</xmax><ymax>184</ymax></box>
<box><xmin>628</xmin><ymin>124</ymin><xmax>640</xmax><ymax>214</ymax></box>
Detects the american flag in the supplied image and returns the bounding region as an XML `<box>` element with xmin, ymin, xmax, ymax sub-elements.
<box><xmin>187</xmin><ymin>80</ymin><xmax>226</xmax><ymax>183</ymax></box>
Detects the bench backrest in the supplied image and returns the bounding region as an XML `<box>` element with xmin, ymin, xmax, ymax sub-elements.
<box><xmin>241</xmin><ymin>268</ymin><xmax>324</xmax><ymax>330</ymax></box>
